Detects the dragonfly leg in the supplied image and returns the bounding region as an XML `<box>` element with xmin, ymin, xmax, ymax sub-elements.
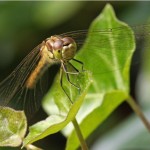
<box><xmin>61</xmin><ymin>61</ymin><xmax>79</xmax><ymax>74</ymax></box>
<box><xmin>68</xmin><ymin>62</ymin><xmax>79</xmax><ymax>73</ymax></box>
<box><xmin>72</xmin><ymin>58</ymin><xmax>84</xmax><ymax>71</ymax></box>
<box><xmin>63</xmin><ymin>63</ymin><xmax>81</xmax><ymax>93</ymax></box>
<box><xmin>60</xmin><ymin>68</ymin><xmax>73</xmax><ymax>103</ymax></box>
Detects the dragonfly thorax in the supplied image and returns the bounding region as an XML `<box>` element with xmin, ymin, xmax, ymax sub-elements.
<box><xmin>46</xmin><ymin>36</ymin><xmax>77</xmax><ymax>61</ymax></box>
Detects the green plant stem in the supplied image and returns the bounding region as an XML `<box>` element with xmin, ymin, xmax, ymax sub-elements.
<box><xmin>72</xmin><ymin>118</ymin><xmax>89</xmax><ymax>150</ymax></box>
<box><xmin>126</xmin><ymin>96</ymin><xmax>150</xmax><ymax>132</ymax></box>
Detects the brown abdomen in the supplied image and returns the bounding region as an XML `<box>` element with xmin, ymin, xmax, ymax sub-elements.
<box><xmin>25</xmin><ymin>57</ymin><xmax>49</xmax><ymax>89</ymax></box>
<box><xmin>25</xmin><ymin>45</ymin><xmax>53</xmax><ymax>89</ymax></box>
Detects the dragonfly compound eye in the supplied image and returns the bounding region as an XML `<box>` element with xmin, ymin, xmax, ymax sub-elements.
<box><xmin>52</xmin><ymin>40</ymin><xmax>64</xmax><ymax>59</ymax></box>
<box><xmin>62</xmin><ymin>37</ymin><xmax>74</xmax><ymax>46</ymax></box>
<box><xmin>62</xmin><ymin>37</ymin><xmax>77</xmax><ymax>61</ymax></box>
<box><xmin>53</xmin><ymin>40</ymin><xmax>63</xmax><ymax>50</ymax></box>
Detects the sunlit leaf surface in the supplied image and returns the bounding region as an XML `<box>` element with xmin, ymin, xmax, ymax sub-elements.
<box><xmin>23</xmin><ymin>71</ymin><xmax>92</xmax><ymax>146</ymax></box>
<box><xmin>65</xmin><ymin>4</ymin><xmax>135</xmax><ymax>150</ymax></box>
<box><xmin>0</xmin><ymin>107</ymin><xmax>27</xmax><ymax>147</ymax></box>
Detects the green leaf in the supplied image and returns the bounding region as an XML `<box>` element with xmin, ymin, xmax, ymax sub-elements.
<box><xmin>0</xmin><ymin>107</ymin><xmax>27</xmax><ymax>147</ymax></box>
<box><xmin>65</xmin><ymin>4</ymin><xmax>135</xmax><ymax>150</ymax></box>
<box><xmin>23</xmin><ymin>71</ymin><xmax>92</xmax><ymax>146</ymax></box>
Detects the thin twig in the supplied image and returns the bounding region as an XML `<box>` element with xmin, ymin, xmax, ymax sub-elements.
<box><xmin>72</xmin><ymin>118</ymin><xmax>89</xmax><ymax>150</ymax></box>
<box><xmin>126</xmin><ymin>96</ymin><xmax>150</xmax><ymax>132</ymax></box>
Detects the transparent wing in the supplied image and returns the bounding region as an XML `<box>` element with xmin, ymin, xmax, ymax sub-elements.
<box><xmin>61</xmin><ymin>24</ymin><xmax>150</xmax><ymax>52</ymax></box>
<box><xmin>61</xmin><ymin>24</ymin><xmax>150</xmax><ymax>43</ymax></box>
<box><xmin>0</xmin><ymin>43</ymin><xmax>51</xmax><ymax>118</ymax></box>
<box><xmin>61</xmin><ymin>24</ymin><xmax>150</xmax><ymax>74</ymax></box>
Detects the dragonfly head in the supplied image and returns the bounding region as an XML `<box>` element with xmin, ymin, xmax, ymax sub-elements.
<box><xmin>46</xmin><ymin>36</ymin><xmax>77</xmax><ymax>61</ymax></box>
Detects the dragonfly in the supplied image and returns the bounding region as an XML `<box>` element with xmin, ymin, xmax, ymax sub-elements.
<box><xmin>0</xmin><ymin>24</ymin><xmax>150</xmax><ymax>118</ymax></box>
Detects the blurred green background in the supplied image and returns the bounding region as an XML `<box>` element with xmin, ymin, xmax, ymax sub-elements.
<box><xmin>0</xmin><ymin>1</ymin><xmax>150</xmax><ymax>150</ymax></box>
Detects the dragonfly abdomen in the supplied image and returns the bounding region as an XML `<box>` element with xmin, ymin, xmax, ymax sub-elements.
<box><xmin>25</xmin><ymin>57</ymin><xmax>49</xmax><ymax>89</ymax></box>
<box><xmin>25</xmin><ymin>45</ymin><xmax>53</xmax><ymax>89</ymax></box>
